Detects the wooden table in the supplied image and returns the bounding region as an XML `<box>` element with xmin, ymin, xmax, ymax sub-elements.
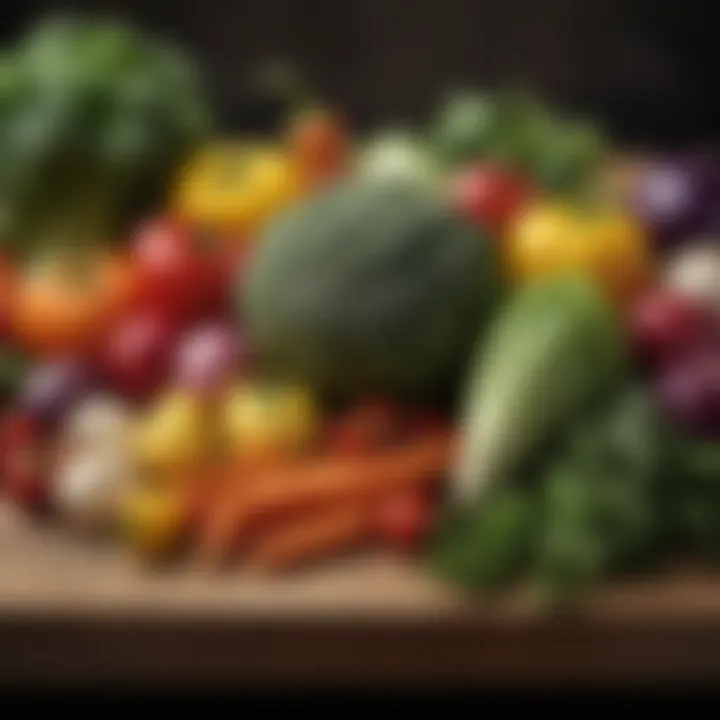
<box><xmin>5</xmin><ymin>503</ymin><xmax>720</xmax><ymax>687</ymax></box>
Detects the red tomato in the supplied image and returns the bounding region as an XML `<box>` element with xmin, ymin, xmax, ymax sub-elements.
<box><xmin>410</xmin><ymin>409</ymin><xmax>451</xmax><ymax>435</ymax></box>
<box><xmin>629</xmin><ymin>287</ymin><xmax>712</xmax><ymax>369</ymax></box>
<box><xmin>326</xmin><ymin>399</ymin><xmax>411</xmax><ymax>455</ymax></box>
<box><xmin>0</xmin><ymin>412</ymin><xmax>49</xmax><ymax>514</ymax></box>
<box><xmin>373</xmin><ymin>489</ymin><xmax>435</xmax><ymax>553</ymax></box>
<box><xmin>0</xmin><ymin>255</ymin><xmax>17</xmax><ymax>342</ymax></box>
<box><xmin>131</xmin><ymin>217</ymin><xmax>227</xmax><ymax>324</ymax></box>
<box><xmin>450</xmin><ymin>163</ymin><xmax>534</xmax><ymax>235</ymax></box>
<box><xmin>99</xmin><ymin>308</ymin><xmax>182</xmax><ymax>401</ymax></box>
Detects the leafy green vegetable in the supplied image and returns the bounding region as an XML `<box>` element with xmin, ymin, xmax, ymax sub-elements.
<box><xmin>536</xmin><ymin>387</ymin><xmax>668</xmax><ymax>607</ymax></box>
<box><xmin>451</xmin><ymin>274</ymin><xmax>627</xmax><ymax>508</ymax></box>
<box><xmin>0</xmin><ymin>15</ymin><xmax>210</xmax><ymax>255</ymax></box>
<box><xmin>430</xmin><ymin>89</ymin><xmax>504</xmax><ymax>167</ymax></box>
<box><xmin>536</xmin><ymin>460</ymin><xmax>607</xmax><ymax>606</ymax></box>
<box><xmin>431</xmin><ymin>385</ymin><xmax>674</xmax><ymax>609</ymax></box>
<box><xmin>430</xmin><ymin>88</ymin><xmax>547</xmax><ymax>167</ymax></box>
<box><xmin>429</xmin><ymin>482</ymin><xmax>539</xmax><ymax>592</ymax></box>
<box><xmin>662</xmin><ymin>436</ymin><xmax>720</xmax><ymax>559</ymax></box>
<box><xmin>529</xmin><ymin>118</ymin><xmax>606</xmax><ymax>195</ymax></box>
<box><xmin>429</xmin><ymin>87</ymin><xmax>606</xmax><ymax>194</ymax></box>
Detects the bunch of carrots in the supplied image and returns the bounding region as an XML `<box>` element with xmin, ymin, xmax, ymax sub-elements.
<box><xmin>141</xmin><ymin>403</ymin><xmax>456</xmax><ymax>572</ymax></box>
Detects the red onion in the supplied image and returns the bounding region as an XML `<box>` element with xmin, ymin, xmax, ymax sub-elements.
<box><xmin>100</xmin><ymin>309</ymin><xmax>181</xmax><ymax>401</ymax></box>
<box><xmin>173</xmin><ymin>323</ymin><xmax>245</xmax><ymax>393</ymax></box>
<box><xmin>628</xmin><ymin>287</ymin><xmax>712</xmax><ymax>370</ymax></box>
<box><xmin>631</xmin><ymin>154</ymin><xmax>720</xmax><ymax>248</ymax></box>
<box><xmin>19</xmin><ymin>358</ymin><xmax>96</xmax><ymax>426</ymax></box>
<box><xmin>656</xmin><ymin>347</ymin><xmax>720</xmax><ymax>437</ymax></box>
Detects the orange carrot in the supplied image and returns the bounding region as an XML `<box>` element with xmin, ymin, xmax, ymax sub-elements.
<box><xmin>243</xmin><ymin>431</ymin><xmax>454</xmax><ymax>521</ymax></box>
<box><xmin>193</xmin><ymin>490</ymin><xmax>251</xmax><ymax>566</ymax></box>
<box><xmin>192</xmin><ymin>458</ymin><xmax>283</xmax><ymax>566</ymax></box>
<box><xmin>194</xmin><ymin>429</ymin><xmax>454</xmax><ymax>566</ymax></box>
<box><xmin>246</xmin><ymin>502</ymin><xmax>369</xmax><ymax>571</ymax></box>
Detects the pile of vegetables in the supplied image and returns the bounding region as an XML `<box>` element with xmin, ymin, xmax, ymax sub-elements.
<box><xmin>5</xmin><ymin>14</ymin><xmax>720</xmax><ymax>610</ymax></box>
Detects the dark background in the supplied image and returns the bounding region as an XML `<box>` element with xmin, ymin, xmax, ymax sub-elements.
<box><xmin>2</xmin><ymin>0</ymin><xmax>718</xmax><ymax>148</ymax></box>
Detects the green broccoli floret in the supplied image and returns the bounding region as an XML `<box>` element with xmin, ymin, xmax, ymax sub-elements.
<box><xmin>0</xmin><ymin>15</ymin><xmax>211</xmax><ymax>255</ymax></box>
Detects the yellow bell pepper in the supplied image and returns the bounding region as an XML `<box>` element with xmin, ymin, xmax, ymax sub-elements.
<box><xmin>220</xmin><ymin>382</ymin><xmax>320</xmax><ymax>462</ymax></box>
<box><xmin>506</xmin><ymin>200</ymin><xmax>653</xmax><ymax>304</ymax></box>
<box><xmin>172</xmin><ymin>142</ymin><xmax>306</xmax><ymax>238</ymax></box>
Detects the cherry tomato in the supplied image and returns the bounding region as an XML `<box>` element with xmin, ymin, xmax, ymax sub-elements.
<box><xmin>98</xmin><ymin>308</ymin><xmax>182</xmax><ymax>401</ymax></box>
<box><xmin>12</xmin><ymin>251</ymin><xmax>139</xmax><ymax>358</ymax></box>
<box><xmin>327</xmin><ymin>400</ymin><xmax>450</xmax><ymax>456</ymax></box>
<box><xmin>131</xmin><ymin>217</ymin><xmax>226</xmax><ymax>324</ymax></box>
<box><xmin>326</xmin><ymin>399</ymin><xmax>411</xmax><ymax>455</ymax></box>
<box><xmin>0</xmin><ymin>411</ymin><xmax>49</xmax><ymax>514</ymax></box>
<box><xmin>410</xmin><ymin>409</ymin><xmax>452</xmax><ymax>435</ymax></box>
<box><xmin>450</xmin><ymin>162</ymin><xmax>534</xmax><ymax>235</ymax></box>
<box><xmin>287</xmin><ymin>108</ymin><xmax>352</xmax><ymax>188</ymax></box>
<box><xmin>629</xmin><ymin>287</ymin><xmax>712</xmax><ymax>370</ymax></box>
<box><xmin>373</xmin><ymin>489</ymin><xmax>435</xmax><ymax>553</ymax></box>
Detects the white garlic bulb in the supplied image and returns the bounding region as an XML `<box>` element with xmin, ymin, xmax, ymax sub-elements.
<box><xmin>53</xmin><ymin>449</ymin><xmax>134</xmax><ymax>533</ymax></box>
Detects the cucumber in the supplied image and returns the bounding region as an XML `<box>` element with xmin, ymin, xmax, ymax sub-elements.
<box><xmin>451</xmin><ymin>274</ymin><xmax>627</xmax><ymax>507</ymax></box>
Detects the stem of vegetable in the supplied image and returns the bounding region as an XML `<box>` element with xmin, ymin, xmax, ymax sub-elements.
<box><xmin>255</xmin><ymin>60</ymin><xmax>316</xmax><ymax>117</ymax></box>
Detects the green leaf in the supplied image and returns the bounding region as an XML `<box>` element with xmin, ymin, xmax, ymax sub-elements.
<box><xmin>429</xmin><ymin>483</ymin><xmax>539</xmax><ymax>593</ymax></box>
<box><xmin>531</xmin><ymin>118</ymin><xmax>606</xmax><ymax>194</ymax></box>
<box><xmin>430</xmin><ymin>89</ymin><xmax>504</xmax><ymax>167</ymax></box>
